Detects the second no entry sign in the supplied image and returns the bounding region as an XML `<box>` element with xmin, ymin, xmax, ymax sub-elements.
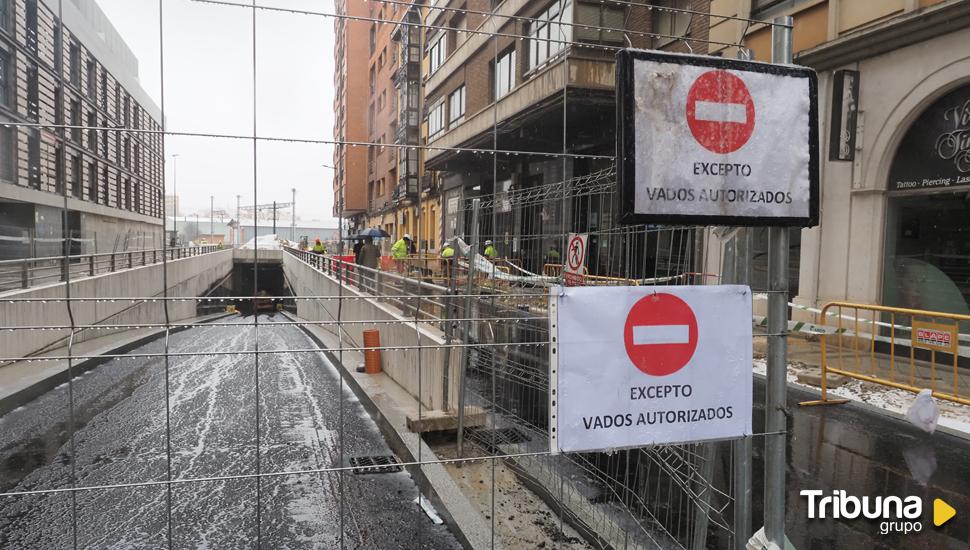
<box><xmin>616</xmin><ymin>50</ymin><xmax>819</xmax><ymax>227</ymax></box>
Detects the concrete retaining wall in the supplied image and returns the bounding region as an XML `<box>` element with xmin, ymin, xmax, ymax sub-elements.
<box><xmin>0</xmin><ymin>249</ymin><xmax>233</xmax><ymax>360</ymax></box>
<box><xmin>284</xmin><ymin>253</ymin><xmax>461</xmax><ymax>412</ymax></box>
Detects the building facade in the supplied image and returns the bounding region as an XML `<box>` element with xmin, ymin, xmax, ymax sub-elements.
<box><xmin>707</xmin><ymin>0</ymin><xmax>970</xmax><ymax>320</ymax></box>
<box><xmin>332</xmin><ymin>0</ymin><xmax>369</xmax><ymax>233</ymax></box>
<box><xmin>422</xmin><ymin>0</ymin><xmax>711</xmax><ymax>272</ymax></box>
<box><xmin>0</xmin><ymin>0</ymin><xmax>164</xmax><ymax>260</ymax></box>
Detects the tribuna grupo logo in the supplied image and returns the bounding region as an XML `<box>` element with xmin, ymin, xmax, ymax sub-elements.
<box><xmin>801</xmin><ymin>490</ymin><xmax>924</xmax><ymax>535</ymax></box>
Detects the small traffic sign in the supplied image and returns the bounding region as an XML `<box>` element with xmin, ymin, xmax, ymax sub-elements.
<box><xmin>623</xmin><ymin>293</ymin><xmax>698</xmax><ymax>376</ymax></box>
<box><xmin>686</xmin><ymin>70</ymin><xmax>755</xmax><ymax>154</ymax></box>
<box><xmin>563</xmin><ymin>233</ymin><xmax>588</xmax><ymax>287</ymax></box>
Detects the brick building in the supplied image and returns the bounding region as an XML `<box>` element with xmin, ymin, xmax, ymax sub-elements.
<box><xmin>332</xmin><ymin>0</ymin><xmax>370</xmax><ymax>234</ymax></box>
<box><xmin>422</xmin><ymin>0</ymin><xmax>711</xmax><ymax>272</ymax></box>
<box><xmin>0</xmin><ymin>0</ymin><xmax>164</xmax><ymax>259</ymax></box>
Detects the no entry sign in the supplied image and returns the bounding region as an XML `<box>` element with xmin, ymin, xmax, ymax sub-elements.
<box><xmin>550</xmin><ymin>285</ymin><xmax>752</xmax><ymax>453</ymax></box>
<box><xmin>616</xmin><ymin>50</ymin><xmax>819</xmax><ymax>227</ymax></box>
<box><xmin>623</xmin><ymin>293</ymin><xmax>698</xmax><ymax>376</ymax></box>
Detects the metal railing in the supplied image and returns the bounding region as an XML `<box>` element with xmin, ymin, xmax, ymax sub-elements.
<box><xmin>0</xmin><ymin>245</ymin><xmax>221</xmax><ymax>292</ymax></box>
<box><xmin>800</xmin><ymin>301</ymin><xmax>970</xmax><ymax>407</ymax></box>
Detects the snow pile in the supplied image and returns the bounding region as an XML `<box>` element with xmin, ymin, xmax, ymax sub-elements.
<box><xmin>754</xmin><ymin>357</ymin><xmax>970</xmax><ymax>436</ymax></box>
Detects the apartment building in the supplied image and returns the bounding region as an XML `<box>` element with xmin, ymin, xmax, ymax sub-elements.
<box><xmin>422</xmin><ymin>0</ymin><xmax>711</xmax><ymax>272</ymax></box>
<box><xmin>705</xmin><ymin>0</ymin><xmax>970</xmax><ymax>322</ymax></box>
<box><xmin>0</xmin><ymin>0</ymin><xmax>164</xmax><ymax>259</ymax></box>
<box><xmin>332</xmin><ymin>0</ymin><xmax>369</xmax><ymax>233</ymax></box>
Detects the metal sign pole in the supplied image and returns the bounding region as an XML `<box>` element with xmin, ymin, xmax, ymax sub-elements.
<box><xmin>765</xmin><ymin>15</ymin><xmax>793</xmax><ymax>548</ymax></box>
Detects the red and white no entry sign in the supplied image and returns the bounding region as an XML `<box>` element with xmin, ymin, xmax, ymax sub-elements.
<box><xmin>686</xmin><ymin>70</ymin><xmax>755</xmax><ymax>154</ymax></box>
<box><xmin>623</xmin><ymin>293</ymin><xmax>698</xmax><ymax>376</ymax></box>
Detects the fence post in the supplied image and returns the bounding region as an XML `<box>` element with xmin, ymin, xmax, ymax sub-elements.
<box><xmin>111</xmin><ymin>253</ymin><xmax>116</xmax><ymax>272</ymax></box>
<box><xmin>456</xmin><ymin>198</ymin><xmax>481</xmax><ymax>459</ymax></box>
<box><xmin>764</xmin><ymin>16</ymin><xmax>793</xmax><ymax>549</ymax></box>
<box><xmin>21</xmin><ymin>259</ymin><xmax>29</xmax><ymax>289</ymax></box>
<box><xmin>89</xmin><ymin>254</ymin><xmax>95</xmax><ymax>276</ymax></box>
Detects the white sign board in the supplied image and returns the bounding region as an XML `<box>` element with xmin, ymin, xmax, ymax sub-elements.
<box><xmin>562</xmin><ymin>233</ymin><xmax>588</xmax><ymax>286</ymax></box>
<box><xmin>616</xmin><ymin>50</ymin><xmax>819</xmax><ymax>227</ymax></box>
<box><xmin>550</xmin><ymin>285</ymin><xmax>752</xmax><ymax>453</ymax></box>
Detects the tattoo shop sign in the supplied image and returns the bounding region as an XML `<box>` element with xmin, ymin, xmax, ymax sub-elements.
<box><xmin>549</xmin><ymin>285</ymin><xmax>752</xmax><ymax>453</ymax></box>
<box><xmin>616</xmin><ymin>50</ymin><xmax>819</xmax><ymax>227</ymax></box>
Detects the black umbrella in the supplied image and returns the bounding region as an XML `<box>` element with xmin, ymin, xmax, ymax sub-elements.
<box><xmin>356</xmin><ymin>228</ymin><xmax>391</xmax><ymax>239</ymax></box>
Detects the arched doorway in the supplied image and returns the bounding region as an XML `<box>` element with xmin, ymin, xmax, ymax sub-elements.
<box><xmin>883</xmin><ymin>83</ymin><xmax>970</xmax><ymax>317</ymax></box>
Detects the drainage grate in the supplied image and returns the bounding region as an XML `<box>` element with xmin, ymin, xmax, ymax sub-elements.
<box><xmin>467</xmin><ymin>427</ymin><xmax>530</xmax><ymax>445</ymax></box>
<box><xmin>349</xmin><ymin>455</ymin><xmax>403</xmax><ymax>475</ymax></box>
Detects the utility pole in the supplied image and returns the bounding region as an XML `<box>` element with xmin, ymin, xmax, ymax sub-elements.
<box><xmin>272</xmin><ymin>201</ymin><xmax>277</xmax><ymax>235</ymax></box>
<box><xmin>764</xmin><ymin>15</ymin><xmax>793</xmax><ymax>550</ymax></box>
<box><xmin>291</xmin><ymin>188</ymin><xmax>296</xmax><ymax>242</ymax></box>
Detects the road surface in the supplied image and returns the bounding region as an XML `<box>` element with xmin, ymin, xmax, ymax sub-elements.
<box><xmin>0</xmin><ymin>315</ymin><xmax>461</xmax><ymax>549</ymax></box>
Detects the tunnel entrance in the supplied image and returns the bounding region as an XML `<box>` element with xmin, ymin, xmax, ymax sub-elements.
<box><xmin>199</xmin><ymin>260</ymin><xmax>294</xmax><ymax>317</ymax></box>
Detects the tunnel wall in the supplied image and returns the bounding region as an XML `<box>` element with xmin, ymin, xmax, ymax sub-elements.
<box><xmin>0</xmin><ymin>250</ymin><xmax>234</xmax><ymax>360</ymax></box>
<box><xmin>283</xmin><ymin>254</ymin><xmax>461</xmax><ymax>412</ymax></box>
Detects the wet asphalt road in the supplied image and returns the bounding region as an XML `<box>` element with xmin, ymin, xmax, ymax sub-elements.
<box><xmin>753</xmin><ymin>381</ymin><xmax>970</xmax><ymax>549</ymax></box>
<box><xmin>0</xmin><ymin>315</ymin><xmax>461</xmax><ymax>549</ymax></box>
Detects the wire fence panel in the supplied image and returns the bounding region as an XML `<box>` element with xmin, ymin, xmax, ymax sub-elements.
<box><xmin>0</xmin><ymin>1</ymin><xmax>794</xmax><ymax>548</ymax></box>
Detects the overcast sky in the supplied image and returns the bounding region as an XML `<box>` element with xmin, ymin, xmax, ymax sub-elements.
<box><xmin>97</xmin><ymin>0</ymin><xmax>337</xmax><ymax>225</ymax></box>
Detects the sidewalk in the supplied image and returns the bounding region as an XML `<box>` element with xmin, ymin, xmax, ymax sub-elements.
<box><xmin>755</xmin><ymin>333</ymin><xmax>970</xmax><ymax>439</ymax></box>
<box><xmin>0</xmin><ymin>312</ymin><xmax>232</xmax><ymax>415</ymax></box>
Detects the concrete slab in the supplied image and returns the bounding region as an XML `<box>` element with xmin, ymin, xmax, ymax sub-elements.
<box><xmin>406</xmin><ymin>406</ymin><xmax>487</xmax><ymax>433</ymax></box>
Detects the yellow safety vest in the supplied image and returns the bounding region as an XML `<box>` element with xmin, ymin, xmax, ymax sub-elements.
<box><xmin>441</xmin><ymin>246</ymin><xmax>455</xmax><ymax>259</ymax></box>
<box><xmin>391</xmin><ymin>239</ymin><xmax>408</xmax><ymax>259</ymax></box>
<box><xmin>484</xmin><ymin>245</ymin><xmax>497</xmax><ymax>258</ymax></box>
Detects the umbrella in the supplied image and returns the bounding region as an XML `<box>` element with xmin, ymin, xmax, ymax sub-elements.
<box><xmin>356</xmin><ymin>228</ymin><xmax>391</xmax><ymax>239</ymax></box>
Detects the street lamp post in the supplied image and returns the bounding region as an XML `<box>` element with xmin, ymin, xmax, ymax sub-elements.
<box><xmin>210</xmin><ymin>195</ymin><xmax>214</xmax><ymax>242</ymax></box>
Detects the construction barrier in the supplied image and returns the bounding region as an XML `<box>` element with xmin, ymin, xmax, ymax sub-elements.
<box><xmin>800</xmin><ymin>301</ymin><xmax>970</xmax><ymax>407</ymax></box>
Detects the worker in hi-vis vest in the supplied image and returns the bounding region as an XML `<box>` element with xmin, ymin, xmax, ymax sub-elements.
<box><xmin>391</xmin><ymin>233</ymin><xmax>411</xmax><ymax>272</ymax></box>
<box><xmin>483</xmin><ymin>240</ymin><xmax>498</xmax><ymax>261</ymax></box>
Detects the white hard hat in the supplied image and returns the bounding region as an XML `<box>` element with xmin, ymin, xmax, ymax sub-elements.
<box><xmin>485</xmin><ymin>240</ymin><xmax>493</xmax><ymax>245</ymax></box>
<box><xmin>404</xmin><ymin>233</ymin><xmax>412</xmax><ymax>240</ymax></box>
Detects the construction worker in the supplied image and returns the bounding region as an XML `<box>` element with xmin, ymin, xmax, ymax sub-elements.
<box><xmin>312</xmin><ymin>237</ymin><xmax>326</xmax><ymax>254</ymax></box>
<box><xmin>440</xmin><ymin>241</ymin><xmax>456</xmax><ymax>280</ymax></box>
<box><xmin>391</xmin><ymin>233</ymin><xmax>411</xmax><ymax>272</ymax></box>
<box><xmin>483</xmin><ymin>240</ymin><xmax>498</xmax><ymax>261</ymax></box>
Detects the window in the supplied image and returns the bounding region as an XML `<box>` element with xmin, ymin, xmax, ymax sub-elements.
<box><xmin>87</xmin><ymin>112</ymin><xmax>97</xmax><ymax>152</ymax></box>
<box><xmin>87</xmin><ymin>161</ymin><xmax>96</xmax><ymax>201</ymax></box>
<box><xmin>86</xmin><ymin>60</ymin><xmax>97</xmax><ymax>101</ymax></box>
<box><xmin>124</xmin><ymin>95</ymin><xmax>130</xmax><ymax>127</ymax></box>
<box><xmin>124</xmin><ymin>178</ymin><xmax>131</xmax><ymax>210</ymax></box>
<box><xmin>448</xmin><ymin>85</ymin><xmax>465</xmax><ymax>128</ymax></box>
<box><xmin>27</xmin><ymin>63</ymin><xmax>39</xmax><ymax>121</ymax></box>
<box><xmin>0</xmin><ymin>0</ymin><xmax>11</xmax><ymax>34</ymax></box>
<box><xmin>369</xmin><ymin>26</ymin><xmax>376</xmax><ymax>54</ymax></box>
<box><xmin>69</xmin><ymin>43</ymin><xmax>80</xmax><ymax>87</ymax></box>
<box><xmin>494</xmin><ymin>48</ymin><xmax>516</xmax><ymax>100</ymax></box>
<box><xmin>427</xmin><ymin>101</ymin><xmax>445</xmax><ymax>139</ymax></box>
<box><xmin>0</xmin><ymin>48</ymin><xmax>11</xmax><ymax>108</ymax></box>
<box><xmin>575</xmin><ymin>3</ymin><xmax>625</xmax><ymax>44</ymax></box>
<box><xmin>427</xmin><ymin>33</ymin><xmax>445</xmax><ymax>74</ymax></box>
<box><xmin>0</xmin><ymin>123</ymin><xmax>13</xmax><ymax>182</ymax></box>
<box><xmin>100</xmin><ymin>71</ymin><xmax>107</xmax><ymax>110</ymax></box>
<box><xmin>70</xmin><ymin>100</ymin><xmax>81</xmax><ymax>143</ymax></box>
<box><xmin>123</xmin><ymin>136</ymin><xmax>130</xmax><ymax>168</ymax></box>
<box><xmin>652</xmin><ymin>0</ymin><xmax>691</xmax><ymax>42</ymax></box>
<box><xmin>134</xmin><ymin>143</ymin><xmax>141</xmax><ymax>175</ymax></box>
<box><xmin>27</xmin><ymin>128</ymin><xmax>39</xmax><ymax>189</ymax></box>
<box><xmin>25</xmin><ymin>0</ymin><xmax>37</xmax><ymax>53</ymax></box>
<box><xmin>101</xmin><ymin>166</ymin><xmax>108</xmax><ymax>204</ymax></box>
<box><xmin>528</xmin><ymin>0</ymin><xmax>573</xmax><ymax>72</ymax></box>
<box><xmin>71</xmin><ymin>155</ymin><xmax>82</xmax><ymax>198</ymax></box>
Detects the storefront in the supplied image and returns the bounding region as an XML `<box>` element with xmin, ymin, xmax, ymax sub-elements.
<box><xmin>883</xmin><ymin>84</ymin><xmax>970</xmax><ymax>317</ymax></box>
